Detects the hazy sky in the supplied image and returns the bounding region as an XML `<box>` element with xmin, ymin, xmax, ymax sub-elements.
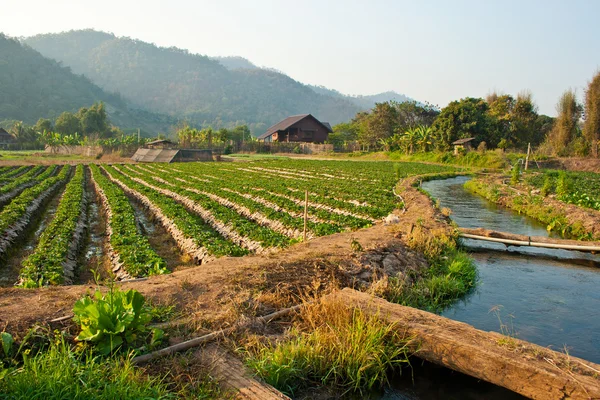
<box><xmin>3</xmin><ymin>0</ymin><xmax>600</xmax><ymax>115</ymax></box>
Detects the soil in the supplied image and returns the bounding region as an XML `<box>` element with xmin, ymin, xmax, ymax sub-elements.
<box><xmin>0</xmin><ymin>183</ymin><xmax>66</xmax><ymax>287</ymax></box>
<box><xmin>0</xmin><ymin>170</ymin><xmax>441</xmax><ymax>338</ymax></box>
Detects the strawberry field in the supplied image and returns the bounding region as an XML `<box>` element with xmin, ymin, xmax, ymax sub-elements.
<box><xmin>526</xmin><ymin>170</ymin><xmax>600</xmax><ymax>211</ymax></box>
<box><xmin>0</xmin><ymin>160</ymin><xmax>457</xmax><ymax>288</ymax></box>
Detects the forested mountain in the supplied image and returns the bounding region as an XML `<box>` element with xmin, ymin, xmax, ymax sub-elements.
<box><xmin>25</xmin><ymin>30</ymin><xmax>362</xmax><ymax>133</ymax></box>
<box><xmin>0</xmin><ymin>34</ymin><xmax>177</xmax><ymax>134</ymax></box>
<box><xmin>211</xmin><ymin>55</ymin><xmax>417</xmax><ymax>110</ymax></box>
<box><xmin>211</xmin><ymin>56</ymin><xmax>258</xmax><ymax>70</ymax></box>
<box><xmin>307</xmin><ymin>86</ymin><xmax>415</xmax><ymax>110</ymax></box>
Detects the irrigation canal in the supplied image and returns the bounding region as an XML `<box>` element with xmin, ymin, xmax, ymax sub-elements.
<box><xmin>422</xmin><ymin>176</ymin><xmax>600</xmax><ymax>364</ymax></box>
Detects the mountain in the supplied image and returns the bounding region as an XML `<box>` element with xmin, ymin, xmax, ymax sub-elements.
<box><xmin>211</xmin><ymin>56</ymin><xmax>258</xmax><ymax>70</ymax></box>
<box><xmin>211</xmin><ymin>57</ymin><xmax>418</xmax><ymax>110</ymax></box>
<box><xmin>308</xmin><ymin>85</ymin><xmax>415</xmax><ymax>110</ymax></box>
<box><xmin>25</xmin><ymin>30</ymin><xmax>362</xmax><ymax>133</ymax></box>
<box><xmin>0</xmin><ymin>33</ymin><xmax>178</xmax><ymax>135</ymax></box>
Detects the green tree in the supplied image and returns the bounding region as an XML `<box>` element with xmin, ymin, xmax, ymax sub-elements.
<box><xmin>359</xmin><ymin>102</ymin><xmax>398</xmax><ymax>149</ymax></box>
<box><xmin>583</xmin><ymin>71</ymin><xmax>600</xmax><ymax>158</ymax></box>
<box><xmin>9</xmin><ymin>121</ymin><xmax>37</xmax><ymax>144</ymax></box>
<box><xmin>545</xmin><ymin>89</ymin><xmax>582</xmax><ymax>155</ymax></box>
<box><xmin>395</xmin><ymin>101</ymin><xmax>439</xmax><ymax>132</ymax></box>
<box><xmin>33</xmin><ymin>118</ymin><xmax>53</xmax><ymax>134</ymax></box>
<box><xmin>430</xmin><ymin>98</ymin><xmax>492</xmax><ymax>150</ymax></box>
<box><xmin>77</xmin><ymin>102</ymin><xmax>110</xmax><ymax>137</ymax></box>
<box><xmin>329</xmin><ymin>122</ymin><xmax>359</xmax><ymax>146</ymax></box>
<box><xmin>229</xmin><ymin>125</ymin><xmax>252</xmax><ymax>145</ymax></box>
<box><xmin>54</xmin><ymin>112</ymin><xmax>81</xmax><ymax>135</ymax></box>
<box><xmin>486</xmin><ymin>92</ymin><xmax>539</xmax><ymax>148</ymax></box>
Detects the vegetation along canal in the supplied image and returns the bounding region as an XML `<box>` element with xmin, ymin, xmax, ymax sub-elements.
<box><xmin>421</xmin><ymin>176</ymin><xmax>600</xmax><ymax>364</ymax></box>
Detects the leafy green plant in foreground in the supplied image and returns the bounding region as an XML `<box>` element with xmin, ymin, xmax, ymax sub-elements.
<box><xmin>73</xmin><ymin>287</ymin><xmax>163</xmax><ymax>355</ymax></box>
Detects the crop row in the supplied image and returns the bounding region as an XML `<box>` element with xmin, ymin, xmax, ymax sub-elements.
<box><xmin>115</xmin><ymin>166</ymin><xmax>292</xmax><ymax>250</ymax></box>
<box><xmin>129</xmin><ymin>164</ymin><xmax>350</xmax><ymax>237</ymax></box>
<box><xmin>0</xmin><ymin>165</ymin><xmax>45</xmax><ymax>196</ymax></box>
<box><xmin>527</xmin><ymin>170</ymin><xmax>600</xmax><ymax>212</ymax></box>
<box><xmin>0</xmin><ymin>166</ymin><xmax>32</xmax><ymax>183</ymax></box>
<box><xmin>19</xmin><ymin>165</ymin><xmax>87</xmax><ymax>287</ymax></box>
<box><xmin>154</xmin><ymin>163</ymin><xmax>379</xmax><ymax>223</ymax></box>
<box><xmin>90</xmin><ymin>164</ymin><xmax>168</xmax><ymax>279</ymax></box>
<box><xmin>103</xmin><ymin>165</ymin><xmax>248</xmax><ymax>259</ymax></box>
<box><xmin>0</xmin><ymin>165</ymin><xmax>70</xmax><ymax>257</ymax></box>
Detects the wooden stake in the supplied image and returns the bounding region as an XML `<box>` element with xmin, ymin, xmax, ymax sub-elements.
<box><xmin>525</xmin><ymin>143</ymin><xmax>531</xmax><ymax>170</ymax></box>
<box><xmin>303</xmin><ymin>190</ymin><xmax>308</xmax><ymax>242</ymax></box>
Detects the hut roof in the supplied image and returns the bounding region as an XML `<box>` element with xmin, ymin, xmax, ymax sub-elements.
<box><xmin>258</xmin><ymin>114</ymin><xmax>333</xmax><ymax>140</ymax></box>
<box><xmin>452</xmin><ymin>137</ymin><xmax>475</xmax><ymax>145</ymax></box>
<box><xmin>146</xmin><ymin>139</ymin><xmax>175</xmax><ymax>146</ymax></box>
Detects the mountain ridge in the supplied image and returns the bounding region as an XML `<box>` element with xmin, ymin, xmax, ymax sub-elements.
<box><xmin>25</xmin><ymin>30</ymin><xmax>418</xmax><ymax>133</ymax></box>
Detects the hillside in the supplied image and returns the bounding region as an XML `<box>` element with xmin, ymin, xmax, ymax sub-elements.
<box><xmin>0</xmin><ymin>34</ymin><xmax>177</xmax><ymax>135</ymax></box>
<box><xmin>211</xmin><ymin>56</ymin><xmax>258</xmax><ymax>70</ymax></box>
<box><xmin>212</xmin><ymin>56</ymin><xmax>417</xmax><ymax>110</ymax></box>
<box><xmin>25</xmin><ymin>30</ymin><xmax>362</xmax><ymax>132</ymax></box>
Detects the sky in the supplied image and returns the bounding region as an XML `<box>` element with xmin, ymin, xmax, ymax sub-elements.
<box><xmin>3</xmin><ymin>0</ymin><xmax>600</xmax><ymax>116</ymax></box>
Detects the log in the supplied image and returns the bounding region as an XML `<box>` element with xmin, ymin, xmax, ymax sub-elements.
<box><xmin>459</xmin><ymin>227</ymin><xmax>600</xmax><ymax>253</ymax></box>
<box><xmin>333</xmin><ymin>288</ymin><xmax>600</xmax><ymax>400</ymax></box>
<box><xmin>197</xmin><ymin>344</ymin><xmax>290</xmax><ymax>399</ymax></box>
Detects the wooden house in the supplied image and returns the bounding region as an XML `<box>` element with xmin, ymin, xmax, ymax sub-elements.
<box><xmin>146</xmin><ymin>139</ymin><xmax>177</xmax><ymax>149</ymax></box>
<box><xmin>452</xmin><ymin>137</ymin><xmax>475</xmax><ymax>155</ymax></box>
<box><xmin>0</xmin><ymin>128</ymin><xmax>15</xmax><ymax>149</ymax></box>
<box><xmin>257</xmin><ymin>114</ymin><xmax>332</xmax><ymax>143</ymax></box>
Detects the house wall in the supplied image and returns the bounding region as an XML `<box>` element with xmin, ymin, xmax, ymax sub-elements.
<box><xmin>276</xmin><ymin>117</ymin><xmax>329</xmax><ymax>143</ymax></box>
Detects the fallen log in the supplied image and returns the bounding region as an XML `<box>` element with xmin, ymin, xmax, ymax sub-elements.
<box><xmin>197</xmin><ymin>344</ymin><xmax>290</xmax><ymax>399</ymax></box>
<box><xmin>459</xmin><ymin>227</ymin><xmax>600</xmax><ymax>253</ymax></box>
<box><xmin>333</xmin><ymin>288</ymin><xmax>600</xmax><ymax>400</ymax></box>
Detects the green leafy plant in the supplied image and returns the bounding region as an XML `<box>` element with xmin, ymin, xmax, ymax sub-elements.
<box><xmin>73</xmin><ymin>287</ymin><xmax>162</xmax><ymax>355</ymax></box>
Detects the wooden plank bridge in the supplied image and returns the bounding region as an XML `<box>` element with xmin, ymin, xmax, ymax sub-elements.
<box><xmin>459</xmin><ymin>227</ymin><xmax>600</xmax><ymax>253</ymax></box>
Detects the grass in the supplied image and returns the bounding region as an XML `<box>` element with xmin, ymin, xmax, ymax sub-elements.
<box><xmin>0</xmin><ymin>150</ymin><xmax>89</xmax><ymax>162</ymax></box>
<box><xmin>245</xmin><ymin>299</ymin><xmax>410</xmax><ymax>397</ymax></box>
<box><xmin>465</xmin><ymin>177</ymin><xmax>596</xmax><ymax>240</ymax></box>
<box><xmin>225</xmin><ymin>153</ymin><xmax>290</xmax><ymax>160</ymax></box>
<box><xmin>0</xmin><ymin>338</ymin><xmax>174</xmax><ymax>399</ymax></box>
<box><xmin>387</xmin><ymin>150</ymin><xmax>516</xmax><ymax>169</ymax></box>
<box><xmin>381</xmin><ymin>226</ymin><xmax>477</xmax><ymax>312</ymax></box>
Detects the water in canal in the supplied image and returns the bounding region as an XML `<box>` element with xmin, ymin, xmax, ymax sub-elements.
<box><xmin>421</xmin><ymin>176</ymin><xmax>600</xmax><ymax>364</ymax></box>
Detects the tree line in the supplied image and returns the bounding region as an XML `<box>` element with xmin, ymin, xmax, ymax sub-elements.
<box><xmin>332</xmin><ymin>71</ymin><xmax>600</xmax><ymax>158</ymax></box>
<box><xmin>3</xmin><ymin>103</ymin><xmax>145</xmax><ymax>149</ymax></box>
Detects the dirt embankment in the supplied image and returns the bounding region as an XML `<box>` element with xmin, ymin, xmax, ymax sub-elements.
<box><xmin>537</xmin><ymin>157</ymin><xmax>600</xmax><ymax>173</ymax></box>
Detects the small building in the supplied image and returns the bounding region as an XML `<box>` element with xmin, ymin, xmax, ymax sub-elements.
<box><xmin>452</xmin><ymin>137</ymin><xmax>475</xmax><ymax>155</ymax></box>
<box><xmin>145</xmin><ymin>139</ymin><xmax>177</xmax><ymax>149</ymax></box>
<box><xmin>131</xmin><ymin>148</ymin><xmax>213</xmax><ymax>163</ymax></box>
<box><xmin>0</xmin><ymin>128</ymin><xmax>16</xmax><ymax>149</ymax></box>
<box><xmin>257</xmin><ymin>114</ymin><xmax>333</xmax><ymax>143</ymax></box>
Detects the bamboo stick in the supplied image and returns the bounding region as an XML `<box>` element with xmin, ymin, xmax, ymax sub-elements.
<box><xmin>131</xmin><ymin>304</ymin><xmax>304</xmax><ymax>364</ymax></box>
